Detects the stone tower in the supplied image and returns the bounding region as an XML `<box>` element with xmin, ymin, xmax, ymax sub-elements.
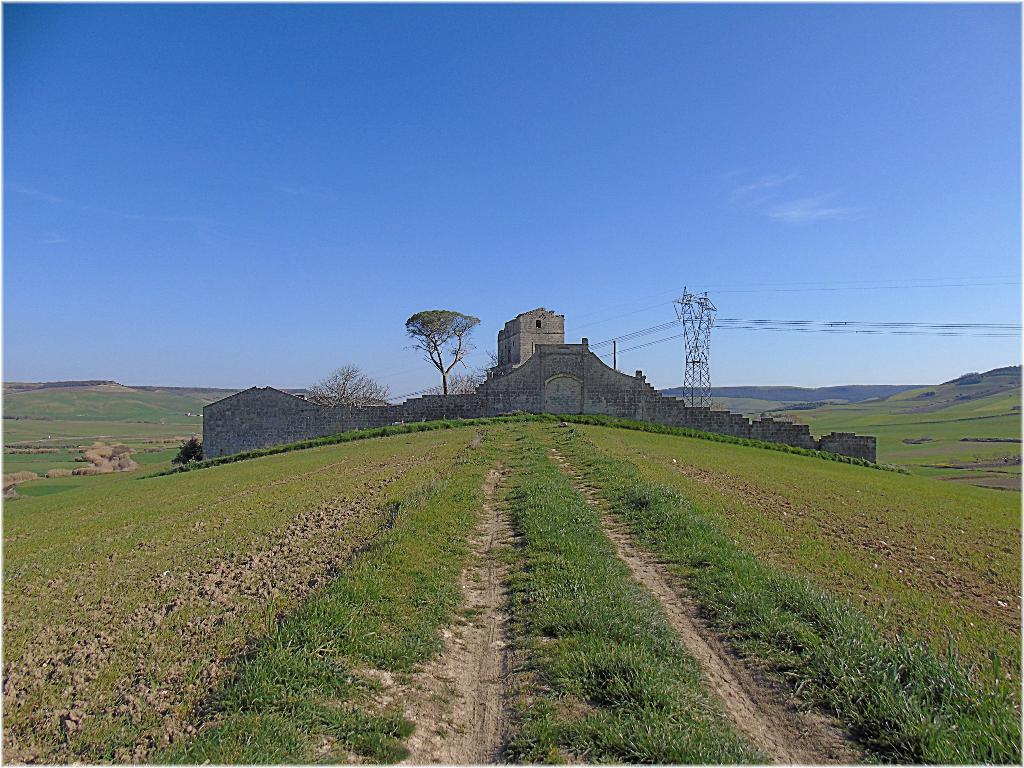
<box><xmin>493</xmin><ymin>308</ymin><xmax>565</xmax><ymax>375</ymax></box>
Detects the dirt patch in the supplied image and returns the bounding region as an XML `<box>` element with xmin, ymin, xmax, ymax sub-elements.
<box><xmin>397</xmin><ymin>466</ymin><xmax>512</xmax><ymax>764</ymax></box>
<box><xmin>960</xmin><ymin>437</ymin><xmax>1022</xmax><ymax>443</ymax></box>
<box><xmin>551</xmin><ymin>449</ymin><xmax>859</xmax><ymax>765</ymax></box>
<box><xmin>945</xmin><ymin>474</ymin><xmax>1021</xmax><ymax>491</ymax></box>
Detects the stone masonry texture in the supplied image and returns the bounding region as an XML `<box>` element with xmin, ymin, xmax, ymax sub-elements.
<box><xmin>204</xmin><ymin>309</ymin><xmax>877</xmax><ymax>463</ymax></box>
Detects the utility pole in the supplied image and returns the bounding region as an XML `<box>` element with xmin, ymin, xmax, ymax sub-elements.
<box><xmin>613</xmin><ymin>339</ymin><xmax>617</xmax><ymax>370</ymax></box>
<box><xmin>673</xmin><ymin>287</ymin><xmax>717</xmax><ymax>408</ymax></box>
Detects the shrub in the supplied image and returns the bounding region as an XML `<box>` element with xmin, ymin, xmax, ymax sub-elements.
<box><xmin>172</xmin><ymin>437</ymin><xmax>203</xmax><ymax>465</ymax></box>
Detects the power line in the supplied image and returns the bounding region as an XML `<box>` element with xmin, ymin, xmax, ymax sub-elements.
<box><xmin>591</xmin><ymin>318</ymin><xmax>1020</xmax><ymax>360</ymax></box>
<box><xmin>572</xmin><ymin>277</ymin><xmax>1019</xmax><ymax>329</ymax></box>
<box><xmin>594</xmin><ymin>316</ymin><xmax>1020</xmax><ymax>347</ymax></box>
<box><xmin>716</xmin><ymin>318</ymin><xmax>1020</xmax><ymax>330</ymax></box>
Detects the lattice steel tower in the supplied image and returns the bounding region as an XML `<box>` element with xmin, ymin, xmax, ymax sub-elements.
<box><xmin>674</xmin><ymin>288</ymin><xmax>717</xmax><ymax>408</ymax></box>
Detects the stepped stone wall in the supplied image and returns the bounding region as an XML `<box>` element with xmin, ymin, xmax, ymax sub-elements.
<box><xmin>203</xmin><ymin>339</ymin><xmax>877</xmax><ymax>462</ymax></box>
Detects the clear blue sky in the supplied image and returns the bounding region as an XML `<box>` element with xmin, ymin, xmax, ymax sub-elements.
<box><xmin>5</xmin><ymin>3</ymin><xmax>1020</xmax><ymax>393</ymax></box>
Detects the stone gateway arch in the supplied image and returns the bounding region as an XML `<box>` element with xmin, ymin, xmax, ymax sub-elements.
<box><xmin>203</xmin><ymin>307</ymin><xmax>876</xmax><ymax>462</ymax></box>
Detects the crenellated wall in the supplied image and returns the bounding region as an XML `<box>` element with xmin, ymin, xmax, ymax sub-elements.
<box><xmin>204</xmin><ymin>342</ymin><xmax>877</xmax><ymax>462</ymax></box>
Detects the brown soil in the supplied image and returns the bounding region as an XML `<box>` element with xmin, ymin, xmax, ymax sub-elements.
<box><xmin>551</xmin><ymin>449</ymin><xmax>860</xmax><ymax>765</ymax></box>
<box><xmin>398</xmin><ymin>466</ymin><xmax>512</xmax><ymax>764</ymax></box>
<box><xmin>2</xmin><ymin>455</ymin><xmax>435</xmax><ymax>764</ymax></box>
<box><xmin>945</xmin><ymin>474</ymin><xmax>1021</xmax><ymax>491</ymax></box>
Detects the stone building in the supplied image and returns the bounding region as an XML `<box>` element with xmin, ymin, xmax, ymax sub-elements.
<box><xmin>203</xmin><ymin>307</ymin><xmax>877</xmax><ymax>462</ymax></box>
<box><xmin>493</xmin><ymin>308</ymin><xmax>565</xmax><ymax>375</ymax></box>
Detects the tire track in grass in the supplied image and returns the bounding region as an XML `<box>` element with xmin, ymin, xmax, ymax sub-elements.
<box><xmin>159</xmin><ymin>433</ymin><xmax>505</xmax><ymax>764</ymax></box>
<box><xmin>550</xmin><ymin>446</ymin><xmax>859</xmax><ymax>765</ymax></box>
<box><xmin>504</xmin><ymin>436</ymin><xmax>759</xmax><ymax>764</ymax></box>
<box><xmin>400</xmin><ymin>465</ymin><xmax>512</xmax><ymax>764</ymax></box>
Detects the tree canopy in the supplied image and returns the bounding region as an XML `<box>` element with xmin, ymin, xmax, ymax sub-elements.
<box><xmin>308</xmin><ymin>365</ymin><xmax>391</xmax><ymax>407</ymax></box>
<box><xmin>405</xmin><ymin>310</ymin><xmax>480</xmax><ymax>396</ymax></box>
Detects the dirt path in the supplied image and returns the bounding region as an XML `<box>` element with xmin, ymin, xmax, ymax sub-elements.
<box><xmin>401</xmin><ymin>466</ymin><xmax>512</xmax><ymax>764</ymax></box>
<box><xmin>550</xmin><ymin>448</ymin><xmax>859</xmax><ymax>765</ymax></box>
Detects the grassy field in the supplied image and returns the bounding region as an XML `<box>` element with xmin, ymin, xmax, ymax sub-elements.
<box><xmin>778</xmin><ymin>372</ymin><xmax>1021</xmax><ymax>488</ymax></box>
<box><xmin>3</xmin><ymin>419</ymin><xmax>1019</xmax><ymax>763</ymax></box>
<box><xmin>2</xmin><ymin>383</ymin><xmax>223</xmax><ymax>496</ymax></box>
<box><xmin>552</xmin><ymin>424</ymin><xmax>1019</xmax><ymax>762</ymax></box>
<box><xmin>572</xmin><ymin>424</ymin><xmax>1020</xmax><ymax>672</ymax></box>
<box><xmin>4</xmin><ymin>385</ymin><xmax>211</xmax><ymax>423</ymax></box>
<box><xmin>3</xmin><ymin>427</ymin><xmax>473</xmax><ymax>761</ymax></box>
<box><xmin>503</xmin><ymin>433</ymin><xmax>758</xmax><ymax>763</ymax></box>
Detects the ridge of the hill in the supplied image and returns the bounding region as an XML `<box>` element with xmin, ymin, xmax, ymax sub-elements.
<box><xmin>668</xmin><ymin>383</ymin><xmax>923</xmax><ymax>404</ymax></box>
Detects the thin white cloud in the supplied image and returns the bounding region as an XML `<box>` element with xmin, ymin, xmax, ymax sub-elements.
<box><xmin>766</xmin><ymin>195</ymin><xmax>862</xmax><ymax>224</ymax></box>
<box><xmin>10</xmin><ymin>184</ymin><xmax>64</xmax><ymax>204</ymax></box>
<box><xmin>730</xmin><ymin>172</ymin><xmax>798</xmax><ymax>201</ymax></box>
<box><xmin>728</xmin><ymin>171</ymin><xmax>864</xmax><ymax>224</ymax></box>
<box><xmin>39</xmin><ymin>234</ymin><xmax>68</xmax><ymax>244</ymax></box>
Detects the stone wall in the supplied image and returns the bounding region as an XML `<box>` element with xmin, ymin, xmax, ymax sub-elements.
<box><xmin>817</xmin><ymin>432</ymin><xmax>877</xmax><ymax>462</ymax></box>
<box><xmin>204</xmin><ymin>342</ymin><xmax>877</xmax><ymax>462</ymax></box>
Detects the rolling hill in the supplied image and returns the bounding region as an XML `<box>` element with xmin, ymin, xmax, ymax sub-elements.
<box><xmin>775</xmin><ymin>366</ymin><xmax>1021</xmax><ymax>488</ymax></box>
<box><xmin>660</xmin><ymin>384</ymin><xmax>924</xmax><ymax>414</ymax></box>
<box><xmin>3</xmin><ymin>418</ymin><xmax>1018</xmax><ymax>763</ymax></box>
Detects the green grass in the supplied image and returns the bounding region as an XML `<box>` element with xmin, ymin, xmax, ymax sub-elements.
<box><xmin>3</xmin><ymin>449</ymin><xmax>82</xmax><ymax>475</ymax></box>
<box><xmin>3</xmin><ymin>427</ymin><xmax>476</xmax><ymax>762</ymax></box>
<box><xmin>780</xmin><ymin>385</ymin><xmax>1021</xmax><ymax>482</ymax></box>
<box><xmin>161</xmin><ymin>431</ymin><xmax>504</xmax><ymax>763</ymax></box>
<box><xmin>148</xmin><ymin>414</ymin><xmax>546</xmax><ymax>477</ymax></box>
<box><xmin>577</xmin><ymin>424</ymin><xmax>1020</xmax><ymax>672</ymax></box>
<box><xmin>3</xmin><ymin>418</ymin><xmax>197</xmax><ymax>444</ymax></box>
<box><xmin>550</xmin><ymin>424</ymin><xmax>1021</xmax><ymax>763</ymax></box>
<box><xmin>4</xmin><ymin>386</ymin><xmax>213</xmax><ymax>423</ymax></box>
<box><xmin>556</xmin><ymin>413</ymin><xmax>901</xmax><ymax>470</ymax></box>
<box><xmin>4</xmin><ymin>447</ymin><xmax>177</xmax><ymax>478</ymax></box>
<box><xmin>7</xmin><ymin>416</ymin><xmax>1021</xmax><ymax>764</ymax></box>
<box><xmin>2</xmin><ymin>383</ymin><xmax>208</xmax><ymax>492</ymax></box>
<box><xmin>502</xmin><ymin>431</ymin><xmax>760</xmax><ymax>764</ymax></box>
<box><xmin>157</xmin><ymin>412</ymin><xmax>895</xmax><ymax>484</ymax></box>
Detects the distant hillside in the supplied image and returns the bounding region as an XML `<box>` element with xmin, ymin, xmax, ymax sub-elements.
<box><xmin>661</xmin><ymin>384</ymin><xmax>923</xmax><ymax>404</ymax></box>
<box><xmin>5</xmin><ymin>380</ymin><xmax>123</xmax><ymax>394</ymax></box>
<box><xmin>659</xmin><ymin>383</ymin><xmax>924</xmax><ymax>415</ymax></box>
<box><xmin>3</xmin><ymin>383</ymin><xmax>223</xmax><ymax>423</ymax></box>
<box><xmin>3</xmin><ymin>381</ymin><xmax>309</xmax><ymax>422</ymax></box>
<box><xmin>773</xmin><ymin>365</ymin><xmax>1021</xmax><ymax>489</ymax></box>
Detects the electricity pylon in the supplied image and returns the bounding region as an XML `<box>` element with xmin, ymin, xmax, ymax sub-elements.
<box><xmin>674</xmin><ymin>288</ymin><xmax>716</xmax><ymax>408</ymax></box>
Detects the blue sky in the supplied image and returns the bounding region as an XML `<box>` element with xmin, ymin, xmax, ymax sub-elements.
<box><xmin>5</xmin><ymin>3</ymin><xmax>1020</xmax><ymax>392</ymax></box>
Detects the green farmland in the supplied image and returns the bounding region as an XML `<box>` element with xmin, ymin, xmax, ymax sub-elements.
<box><xmin>3</xmin><ymin>419</ymin><xmax>1019</xmax><ymax>764</ymax></box>
<box><xmin>778</xmin><ymin>367</ymin><xmax>1021</xmax><ymax>489</ymax></box>
<box><xmin>3</xmin><ymin>383</ymin><xmax>235</xmax><ymax>496</ymax></box>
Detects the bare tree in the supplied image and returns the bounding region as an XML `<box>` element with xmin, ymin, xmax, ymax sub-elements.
<box><xmin>308</xmin><ymin>365</ymin><xmax>391</xmax><ymax>407</ymax></box>
<box><xmin>423</xmin><ymin>371</ymin><xmax>482</xmax><ymax>396</ymax></box>
<box><xmin>405</xmin><ymin>310</ymin><xmax>480</xmax><ymax>395</ymax></box>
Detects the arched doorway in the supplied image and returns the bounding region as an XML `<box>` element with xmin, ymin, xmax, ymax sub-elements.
<box><xmin>543</xmin><ymin>374</ymin><xmax>582</xmax><ymax>414</ymax></box>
